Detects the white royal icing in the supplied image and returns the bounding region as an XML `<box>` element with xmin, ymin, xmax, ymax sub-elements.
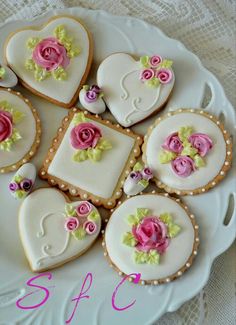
<box><xmin>145</xmin><ymin>112</ymin><xmax>226</xmax><ymax>191</ymax></box>
<box><xmin>19</xmin><ymin>188</ymin><xmax>101</xmax><ymax>271</ymax></box>
<box><xmin>0</xmin><ymin>65</ymin><xmax>18</xmax><ymax>88</ymax></box>
<box><xmin>97</xmin><ymin>53</ymin><xmax>175</xmax><ymax>127</ymax></box>
<box><xmin>105</xmin><ymin>194</ymin><xmax>195</xmax><ymax>281</ymax></box>
<box><xmin>5</xmin><ymin>17</ymin><xmax>90</xmax><ymax>104</ymax></box>
<box><xmin>79</xmin><ymin>89</ymin><xmax>106</xmax><ymax>114</ymax></box>
<box><xmin>9</xmin><ymin>163</ymin><xmax>36</xmax><ymax>199</ymax></box>
<box><xmin>48</xmin><ymin>116</ymin><xmax>135</xmax><ymax>199</ymax></box>
<box><xmin>0</xmin><ymin>90</ymin><xmax>37</xmax><ymax>169</ymax></box>
<box><xmin>123</xmin><ymin>177</ymin><xmax>146</xmax><ymax>196</ymax></box>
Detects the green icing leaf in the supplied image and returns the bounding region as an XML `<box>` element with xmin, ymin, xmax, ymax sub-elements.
<box><xmin>82</xmin><ymin>85</ymin><xmax>90</xmax><ymax>91</ymax></box>
<box><xmin>134</xmin><ymin>250</ymin><xmax>148</xmax><ymax>264</ymax></box>
<box><xmin>146</xmin><ymin>250</ymin><xmax>160</xmax><ymax>264</ymax></box>
<box><xmin>65</xmin><ymin>204</ymin><xmax>76</xmax><ymax>217</ymax></box>
<box><xmin>73</xmin><ymin>112</ymin><xmax>89</xmax><ymax>125</ymax></box>
<box><xmin>138</xmin><ymin>179</ymin><xmax>149</xmax><ymax>188</ymax></box>
<box><xmin>178</xmin><ymin>126</ymin><xmax>193</xmax><ymax>142</ymax></box>
<box><xmin>168</xmin><ymin>224</ymin><xmax>181</xmax><ymax>238</ymax></box>
<box><xmin>67</xmin><ymin>45</ymin><xmax>80</xmax><ymax>58</ymax></box>
<box><xmin>181</xmin><ymin>141</ymin><xmax>198</xmax><ymax>158</ymax></box>
<box><xmin>0</xmin><ymin>67</ymin><xmax>6</xmax><ymax>79</ymax></box>
<box><xmin>159</xmin><ymin>150</ymin><xmax>176</xmax><ymax>163</ymax></box>
<box><xmin>72</xmin><ymin>227</ymin><xmax>86</xmax><ymax>240</ymax></box>
<box><xmin>136</xmin><ymin>208</ymin><xmax>150</xmax><ymax>220</ymax></box>
<box><xmin>0</xmin><ymin>100</ymin><xmax>10</xmax><ymax>110</ymax></box>
<box><xmin>15</xmin><ymin>190</ymin><xmax>26</xmax><ymax>199</ymax></box>
<box><xmin>11</xmin><ymin>129</ymin><xmax>22</xmax><ymax>141</ymax></box>
<box><xmin>96</xmin><ymin>139</ymin><xmax>112</xmax><ymax>151</ymax></box>
<box><xmin>52</xmin><ymin>66</ymin><xmax>67</xmax><ymax>81</ymax></box>
<box><xmin>26</xmin><ymin>37</ymin><xmax>41</xmax><ymax>50</ymax></box>
<box><xmin>13</xmin><ymin>174</ymin><xmax>24</xmax><ymax>183</ymax></box>
<box><xmin>159</xmin><ymin>213</ymin><xmax>173</xmax><ymax>225</ymax></box>
<box><xmin>54</xmin><ymin>24</ymin><xmax>67</xmax><ymax>40</ymax></box>
<box><xmin>146</xmin><ymin>77</ymin><xmax>160</xmax><ymax>88</ymax></box>
<box><xmin>34</xmin><ymin>65</ymin><xmax>50</xmax><ymax>81</ymax></box>
<box><xmin>194</xmin><ymin>154</ymin><xmax>205</xmax><ymax>168</ymax></box>
<box><xmin>12</xmin><ymin>110</ymin><xmax>25</xmax><ymax>124</ymax></box>
<box><xmin>88</xmin><ymin>210</ymin><xmax>100</xmax><ymax>222</ymax></box>
<box><xmin>87</xmin><ymin>148</ymin><xmax>102</xmax><ymax>162</ymax></box>
<box><xmin>127</xmin><ymin>214</ymin><xmax>139</xmax><ymax>226</ymax></box>
<box><xmin>140</xmin><ymin>55</ymin><xmax>150</xmax><ymax>68</ymax></box>
<box><xmin>159</xmin><ymin>59</ymin><xmax>173</xmax><ymax>69</ymax></box>
<box><xmin>25</xmin><ymin>58</ymin><xmax>36</xmax><ymax>71</ymax></box>
<box><xmin>0</xmin><ymin>129</ymin><xmax>22</xmax><ymax>151</ymax></box>
<box><xmin>73</xmin><ymin>150</ymin><xmax>88</xmax><ymax>162</ymax></box>
<box><xmin>123</xmin><ymin>232</ymin><xmax>137</xmax><ymax>247</ymax></box>
<box><xmin>133</xmin><ymin>162</ymin><xmax>143</xmax><ymax>172</ymax></box>
<box><xmin>98</xmin><ymin>92</ymin><xmax>104</xmax><ymax>98</ymax></box>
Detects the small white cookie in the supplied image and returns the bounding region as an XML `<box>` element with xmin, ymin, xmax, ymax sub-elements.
<box><xmin>79</xmin><ymin>85</ymin><xmax>106</xmax><ymax>114</ymax></box>
<box><xmin>9</xmin><ymin>163</ymin><xmax>36</xmax><ymax>199</ymax></box>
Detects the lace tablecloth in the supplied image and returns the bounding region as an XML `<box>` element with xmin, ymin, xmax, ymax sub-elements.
<box><xmin>0</xmin><ymin>1</ymin><xmax>235</xmax><ymax>324</ymax></box>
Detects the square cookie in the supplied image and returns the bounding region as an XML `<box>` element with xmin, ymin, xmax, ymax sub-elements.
<box><xmin>40</xmin><ymin>109</ymin><xmax>143</xmax><ymax>208</ymax></box>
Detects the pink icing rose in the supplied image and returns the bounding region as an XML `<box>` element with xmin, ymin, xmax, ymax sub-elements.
<box><xmin>132</xmin><ymin>216</ymin><xmax>169</xmax><ymax>254</ymax></box>
<box><xmin>171</xmin><ymin>156</ymin><xmax>195</xmax><ymax>177</ymax></box>
<box><xmin>83</xmin><ymin>220</ymin><xmax>97</xmax><ymax>235</ymax></box>
<box><xmin>162</xmin><ymin>132</ymin><xmax>183</xmax><ymax>153</ymax></box>
<box><xmin>188</xmin><ymin>133</ymin><xmax>213</xmax><ymax>157</ymax></box>
<box><xmin>70</xmin><ymin>122</ymin><xmax>102</xmax><ymax>150</ymax></box>
<box><xmin>0</xmin><ymin>110</ymin><xmax>13</xmax><ymax>142</ymax></box>
<box><xmin>65</xmin><ymin>217</ymin><xmax>79</xmax><ymax>232</ymax></box>
<box><xmin>156</xmin><ymin>68</ymin><xmax>172</xmax><ymax>83</ymax></box>
<box><xmin>129</xmin><ymin>171</ymin><xmax>142</xmax><ymax>183</ymax></box>
<box><xmin>32</xmin><ymin>37</ymin><xmax>70</xmax><ymax>71</ymax></box>
<box><xmin>140</xmin><ymin>68</ymin><xmax>155</xmax><ymax>81</ymax></box>
<box><xmin>76</xmin><ymin>202</ymin><xmax>92</xmax><ymax>217</ymax></box>
<box><xmin>149</xmin><ymin>55</ymin><xmax>162</xmax><ymax>67</ymax></box>
<box><xmin>141</xmin><ymin>167</ymin><xmax>153</xmax><ymax>180</ymax></box>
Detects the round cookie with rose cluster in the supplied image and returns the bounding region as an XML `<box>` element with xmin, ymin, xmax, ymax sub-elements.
<box><xmin>103</xmin><ymin>193</ymin><xmax>199</xmax><ymax>285</ymax></box>
<box><xmin>142</xmin><ymin>109</ymin><xmax>232</xmax><ymax>195</ymax></box>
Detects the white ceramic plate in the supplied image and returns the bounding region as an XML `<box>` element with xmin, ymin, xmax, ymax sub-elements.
<box><xmin>0</xmin><ymin>7</ymin><xmax>235</xmax><ymax>325</ymax></box>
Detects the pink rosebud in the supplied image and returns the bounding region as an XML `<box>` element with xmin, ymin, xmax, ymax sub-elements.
<box><xmin>0</xmin><ymin>110</ymin><xmax>13</xmax><ymax>142</ymax></box>
<box><xmin>70</xmin><ymin>122</ymin><xmax>102</xmax><ymax>150</ymax></box>
<box><xmin>65</xmin><ymin>217</ymin><xmax>79</xmax><ymax>232</ymax></box>
<box><xmin>156</xmin><ymin>68</ymin><xmax>172</xmax><ymax>84</ymax></box>
<box><xmin>129</xmin><ymin>171</ymin><xmax>142</xmax><ymax>183</ymax></box>
<box><xmin>141</xmin><ymin>168</ymin><xmax>153</xmax><ymax>180</ymax></box>
<box><xmin>32</xmin><ymin>37</ymin><xmax>70</xmax><ymax>71</ymax></box>
<box><xmin>140</xmin><ymin>68</ymin><xmax>155</xmax><ymax>81</ymax></box>
<box><xmin>85</xmin><ymin>90</ymin><xmax>98</xmax><ymax>103</ymax></box>
<box><xmin>171</xmin><ymin>156</ymin><xmax>195</xmax><ymax>178</ymax></box>
<box><xmin>162</xmin><ymin>132</ymin><xmax>183</xmax><ymax>153</ymax></box>
<box><xmin>90</xmin><ymin>85</ymin><xmax>101</xmax><ymax>94</ymax></box>
<box><xmin>149</xmin><ymin>55</ymin><xmax>162</xmax><ymax>67</ymax></box>
<box><xmin>132</xmin><ymin>216</ymin><xmax>169</xmax><ymax>254</ymax></box>
<box><xmin>76</xmin><ymin>202</ymin><xmax>92</xmax><ymax>217</ymax></box>
<box><xmin>83</xmin><ymin>220</ymin><xmax>97</xmax><ymax>235</ymax></box>
<box><xmin>188</xmin><ymin>133</ymin><xmax>213</xmax><ymax>157</ymax></box>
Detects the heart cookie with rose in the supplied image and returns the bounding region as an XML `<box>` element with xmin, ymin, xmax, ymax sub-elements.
<box><xmin>97</xmin><ymin>53</ymin><xmax>175</xmax><ymax>127</ymax></box>
<box><xmin>4</xmin><ymin>15</ymin><xmax>93</xmax><ymax>108</ymax></box>
<box><xmin>19</xmin><ymin>188</ymin><xmax>101</xmax><ymax>272</ymax></box>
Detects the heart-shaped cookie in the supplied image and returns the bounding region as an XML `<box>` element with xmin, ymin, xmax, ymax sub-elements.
<box><xmin>19</xmin><ymin>188</ymin><xmax>101</xmax><ymax>272</ymax></box>
<box><xmin>5</xmin><ymin>15</ymin><xmax>93</xmax><ymax>108</ymax></box>
<box><xmin>97</xmin><ymin>53</ymin><xmax>175</xmax><ymax>127</ymax></box>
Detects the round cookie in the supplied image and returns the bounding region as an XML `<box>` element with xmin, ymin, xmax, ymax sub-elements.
<box><xmin>142</xmin><ymin>109</ymin><xmax>232</xmax><ymax>195</ymax></box>
<box><xmin>19</xmin><ymin>188</ymin><xmax>102</xmax><ymax>272</ymax></box>
<box><xmin>97</xmin><ymin>53</ymin><xmax>175</xmax><ymax>127</ymax></box>
<box><xmin>0</xmin><ymin>88</ymin><xmax>41</xmax><ymax>173</ymax></box>
<box><xmin>104</xmin><ymin>194</ymin><xmax>199</xmax><ymax>285</ymax></box>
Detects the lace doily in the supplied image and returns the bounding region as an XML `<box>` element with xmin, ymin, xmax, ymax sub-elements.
<box><xmin>0</xmin><ymin>1</ymin><xmax>235</xmax><ymax>324</ymax></box>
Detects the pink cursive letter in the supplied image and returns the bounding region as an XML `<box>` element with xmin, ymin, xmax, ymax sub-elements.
<box><xmin>66</xmin><ymin>272</ymin><xmax>93</xmax><ymax>324</ymax></box>
<box><xmin>16</xmin><ymin>272</ymin><xmax>52</xmax><ymax>310</ymax></box>
<box><xmin>112</xmin><ymin>273</ymin><xmax>141</xmax><ymax>311</ymax></box>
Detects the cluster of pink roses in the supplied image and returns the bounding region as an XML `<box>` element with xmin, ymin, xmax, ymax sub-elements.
<box><xmin>140</xmin><ymin>55</ymin><xmax>172</xmax><ymax>84</ymax></box>
<box><xmin>162</xmin><ymin>131</ymin><xmax>213</xmax><ymax>177</ymax></box>
<box><xmin>64</xmin><ymin>202</ymin><xmax>97</xmax><ymax>235</ymax></box>
<box><xmin>0</xmin><ymin>110</ymin><xmax>13</xmax><ymax>143</ymax></box>
<box><xmin>132</xmin><ymin>216</ymin><xmax>169</xmax><ymax>254</ymax></box>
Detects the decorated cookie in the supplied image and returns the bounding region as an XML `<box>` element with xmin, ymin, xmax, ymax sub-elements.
<box><xmin>39</xmin><ymin>109</ymin><xmax>143</xmax><ymax>208</ymax></box>
<box><xmin>0</xmin><ymin>88</ymin><xmax>41</xmax><ymax>174</ymax></box>
<box><xmin>0</xmin><ymin>64</ymin><xmax>18</xmax><ymax>88</ymax></box>
<box><xmin>79</xmin><ymin>85</ymin><xmax>106</xmax><ymax>114</ymax></box>
<box><xmin>123</xmin><ymin>162</ymin><xmax>153</xmax><ymax>196</ymax></box>
<box><xmin>5</xmin><ymin>15</ymin><xmax>93</xmax><ymax>108</ymax></box>
<box><xmin>19</xmin><ymin>188</ymin><xmax>101</xmax><ymax>272</ymax></box>
<box><xmin>9</xmin><ymin>163</ymin><xmax>36</xmax><ymax>199</ymax></box>
<box><xmin>142</xmin><ymin>109</ymin><xmax>232</xmax><ymax>195</ymax></box>
<box><xmin>103</xmin><ymin>193</ymin><xmax>199</xmax><ymax>284</ymax></box>
<box><xmin>97</xmin><ymin>53</ymin><xmax>175</xmax><ymax>127</ymax></box>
